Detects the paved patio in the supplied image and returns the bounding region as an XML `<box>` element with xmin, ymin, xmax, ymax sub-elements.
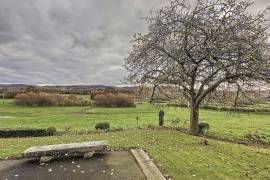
<box><xmin>0</xmin><ymin>151</ymin><xmax>146</xmax><ymax>180</ymax></box>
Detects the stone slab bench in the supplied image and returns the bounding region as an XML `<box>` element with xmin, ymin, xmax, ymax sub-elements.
<box><xmin>22</xmin><ymin>141</ymin><xmax>108</xmax><ymax>163</ymax></box>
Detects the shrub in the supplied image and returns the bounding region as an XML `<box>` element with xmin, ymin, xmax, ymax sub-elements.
<box><xmin>15</xmin><ymin>92</ymin><xmax>89</xmax><ymax>106</ymax></box>
<box><xmin>94</xmin><ymin>93</ymin><xmax>135</xmax><ymax>108</ymax></box>
<box><xmin>95</xmin><ymin>122</ymin><xmax>110</xmax><ymax>130</ymax></box>
<box><xmin>3</xmin><ymin>91</ymin><xmax>19</xmax><ymax>98</ymax></box>
<box><xmin>0</xmin><ymin>128</ymin><xmax>55</xmax><ymax>138</ymax></box>
<box><xmin>58</xmin><ymin>94</ymin><xmax>88</xmax><ymax>106</ymax></box>
<box><xmin>15</xmin><ymin>92</ymin><xmax>55</xmax><ymax>106</ymax></box>
<box><xmin>199</xmin><ymin>122</ymin><xmax>210</xmax><ymax>134</ymax></box>
<box><xmin>46</xmin><ymin>127</ymin><xmax>57</xmax><ymax>135</ymax></box>
<box><xmin>159</xmin><ymin>110</ymin><xmax>165</xmax><ymax>126</ymax></box>
<box><xmin>244</xmin><ymin>131</ymin><xmax>267</xmax><ymax>144</ymax></box>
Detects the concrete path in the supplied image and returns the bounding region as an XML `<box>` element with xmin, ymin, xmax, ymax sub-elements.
<box><xmin>131</xmin><ymin>149</ymin><xmax>166</xmax><ymax>180</ymax></box>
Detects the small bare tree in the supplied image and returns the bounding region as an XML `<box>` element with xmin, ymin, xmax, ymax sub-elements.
<box><xmin>125</xmin><ymin>0</ymin><xmax>270</xmax><ymax>135</ymax></box>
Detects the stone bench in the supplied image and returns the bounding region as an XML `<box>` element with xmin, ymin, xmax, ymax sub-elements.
<box><xmin>22</xmin><ymin>141</ymin><xmax>108</xmax><ymax>163</ymax></box>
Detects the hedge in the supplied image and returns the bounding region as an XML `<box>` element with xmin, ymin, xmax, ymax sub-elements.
<box><xmin>15</xmin><ymin>92</ymin><xmax>89</xmax><ymax>106</ymax></box>
<box><xmin>94</xmin><ymin>93</ymin><xmax>135</xmax><ymax>108</ymax></box>
<box><xmin>167</xmin><ymin>104</ymin><xmax>270</xmax><ymax>113</ymax></box>
<box><xmin>0</xmin><ymin>127</ymin><xmax>57</xmax><ymax>138</ymax></box>
<box><xmin>95</xmin><ymin>122</ymin><xmax>110</xmax><ymax>130</ymax></box>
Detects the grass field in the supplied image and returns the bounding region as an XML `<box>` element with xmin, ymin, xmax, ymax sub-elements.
<box><xmin>1</xmin><ymin>129</ymin><xmax>270</xmax><ymax>179</ymax></box>
<box><xmin>1</xmin><ymin>99</ymin><xmax>270</xmax><ymax>179</ymax></box>
<box><xmin>0</xmin><ymin>99</ymin><xmax>270</xmax><ymax>143</ymax></box>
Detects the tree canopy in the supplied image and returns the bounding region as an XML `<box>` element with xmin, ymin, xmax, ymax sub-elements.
<box><xmin>125</xmin><ymin>0</ymin><xmax>270</xmax><ymax>135</ymax></box>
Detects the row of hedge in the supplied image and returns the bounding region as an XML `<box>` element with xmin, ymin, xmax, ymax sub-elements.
<box><xmin>0</xmin><ymin>123</ymin><xmax>114</xmax><ymax>138</ymax></box>
<box><xmin>167</xmin><ymin>104</ymin><xmax>270</xmax><ymax>113</ymax></box>
<box><xmin>202</xmin><ymin>105</ymin><xmax>270</xmax><ymax>113</ymax></box>
<box><xmin>14</xmin><ymin>92</ymin><xmax>136</xmax><ymax>108</ymax></box>
<box><xmin>0</xmin><ymin>127</ymin><xmax>56</xmax><ymax>138</ymax></box>
<box><xmin>15</xmin><ymin>92</ymin><xmax>89</xmax><ymax>106</ymax></box>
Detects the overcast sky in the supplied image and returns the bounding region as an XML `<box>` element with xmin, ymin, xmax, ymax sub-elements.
<box><xmin>0</xmin><ymin>0</ymin><xmax>269</xmax><ymax>85</ymax></box>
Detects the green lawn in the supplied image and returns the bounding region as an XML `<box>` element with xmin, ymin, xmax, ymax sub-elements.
<box><xmin>1</xmin><ymin>100</ymin><xmax>270</xmax><ymax>179</ymax></box>
<box><xmin>1</xmin><ymin>129</ymin><xmax>270</xmax><ymax>180</ymax></box>
<box><xmin>0</xmin><ymin>99</ymin><xmax>270</xmax><ymax>143</ymax></box>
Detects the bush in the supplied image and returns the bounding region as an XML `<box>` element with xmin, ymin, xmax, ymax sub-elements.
<box><xmin>159</xmin><ymin>110</ymin><xmax>165</xmax><ymax>126</ymax></box>
<box><xmin>244</xmin><ymin>131</ymin><xmax>267</xmax><ymax>144</ymax></box>
<box><xmin>56</xmin><ymin>94</ymin><xmax>89</xmax><ymax>106</ymax></box>
<box><xmin>15</xmin><ymin>92</ymin><xmax>89</xmax><ymax>106</ymax></box>
<box><xmin>0</xmin><ymin>128</ymin><xmax>56</xmax><ymax>138</ymax></box>
<box><xmin>95</xmin><ymin>122</ymin><xmax>110</xmax><ymax>130</ymax></box>
<box><xmin>94</xmin><ymin>93</ymin><xmax>135</xmax><ymax>108</ymax></box>
<box><xmin>199</xmin><ymin>122</ymin><xmax>210</xmax><ymax>134</ymax></box>
<box><xmin>46</xmin><ymin>127</ymin><xmax>57</xmax><ymax>135</ymax></box>
<box><xmin>15</xmin><ymin>92</ymin><xmax>54</xmax><ymax>106</ymax></box>
<box><xmin>3</xmin><ymin>91</ymin><xmax>19</xmax><ymax>98</ymax></box>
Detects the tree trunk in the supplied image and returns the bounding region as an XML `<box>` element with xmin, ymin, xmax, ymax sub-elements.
<box><xmin>190</xmin><ymin>104</ymin><xmax>199</xmax><ymax>135</ymax></box>
<box><xmin>233</xmin><ymin>84</ymin><xmax>240</xmax><ymax>108</ymax></box>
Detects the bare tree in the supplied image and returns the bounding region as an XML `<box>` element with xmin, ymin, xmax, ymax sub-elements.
<box><xmin>125</xmin><ymin>0</ymin><xmax>270</xmax><ymax>135</ymax></box>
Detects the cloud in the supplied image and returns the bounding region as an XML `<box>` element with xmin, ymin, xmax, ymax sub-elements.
<box><xmin>0</xmin><ymin>0</ymin><xmax>269</xmax><ymax>85</ymax></box>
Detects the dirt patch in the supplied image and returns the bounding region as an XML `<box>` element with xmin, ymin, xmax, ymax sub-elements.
<box><xmin>0</xmin><ymin>151</ymin><xmax>146</xmax><ymax>180</ymax></box>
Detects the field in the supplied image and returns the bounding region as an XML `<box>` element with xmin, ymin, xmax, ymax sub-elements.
<box><xmin>1</xmin><ymin>99</ymin><xmax>270</xmax><ymax>179</ymax></box>
<box><xmin>1</xmin><ymin>99</ymin><xmax>270</xmax><ymax>143</ymax></box>
<box><xmin>1</xmin><ymin>130</ymin><xmax>270</xmax><ymax>179</ymax></box>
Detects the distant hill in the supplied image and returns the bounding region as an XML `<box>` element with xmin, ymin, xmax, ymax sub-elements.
<box><xmin>0</xmin><ymin>84</ymin><xmax>116</xmax><ymax>89</ymax></box>
<box><xmin>0</xmin><ymin>84</ymin><xmax>136</xmax><ymax>95</ymax></box>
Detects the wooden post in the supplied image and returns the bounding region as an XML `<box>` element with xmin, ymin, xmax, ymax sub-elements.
<box><xmin>2</xmin><ymin>93</ymin><xmax>4</xmax><ymax>105</ymax></box>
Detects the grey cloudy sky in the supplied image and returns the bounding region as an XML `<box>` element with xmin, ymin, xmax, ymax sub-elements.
<box><xmin>0</xmin><ymin>0</ymin><xmax>269</xmax><ymax>85</ymax></box>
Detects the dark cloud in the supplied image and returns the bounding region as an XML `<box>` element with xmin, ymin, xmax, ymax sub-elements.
<box><xmin>0</xmin><ymin>0</ymin><xmax>269</xmax><ymax>85</ymax></box>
